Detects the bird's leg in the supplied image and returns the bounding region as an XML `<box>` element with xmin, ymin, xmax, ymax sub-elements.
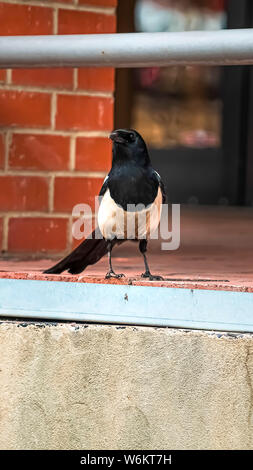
<box><xmin>139</xmin><ymin>240</ymin><xmax>164</xmax><ymax>281</ymax></box>
<box><xmin>105</xmin><ymin>240</ymin><xmax>125</xmax><ymax>279</ymax></box>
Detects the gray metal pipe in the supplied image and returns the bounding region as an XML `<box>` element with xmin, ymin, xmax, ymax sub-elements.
<box><xmin>0</xmin><ymin>29</ymin><xmax>253</xmax><ymax>68</ymax></box>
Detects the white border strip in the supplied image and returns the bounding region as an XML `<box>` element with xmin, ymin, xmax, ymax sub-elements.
<box><xmin>0</xmin><ymin>278</ymin><xmax>253</xmax><ymax>332</ymax></box>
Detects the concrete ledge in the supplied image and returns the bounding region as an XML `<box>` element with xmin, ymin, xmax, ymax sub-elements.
<box><xmin>0</xmin><ymin>320</ymin><xmax>253</xmax><ymax>450</ymax></box>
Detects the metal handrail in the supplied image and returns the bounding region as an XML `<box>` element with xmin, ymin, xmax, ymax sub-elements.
<box><xmin>0</xmin><ymin>29</ymin><xmax>253</xmax><ymax>68</ymax></box>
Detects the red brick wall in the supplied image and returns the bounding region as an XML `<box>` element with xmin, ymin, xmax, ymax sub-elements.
<box><xmin>0</xmin><ymin>0</ymin><xmax>117</xmax><ymax>257</ymax></box>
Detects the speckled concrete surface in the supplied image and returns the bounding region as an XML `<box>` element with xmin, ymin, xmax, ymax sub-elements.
<box><xmin>0</xmin><ymin>320</ymin><xmax>253</xmax><ymax>450</ymax></box>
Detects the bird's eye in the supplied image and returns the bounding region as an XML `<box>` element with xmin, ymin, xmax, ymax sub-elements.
<box><xmin>129</xmin><ymin>133</ymin><xmax>135</xmax><ymax>142</ymax></box>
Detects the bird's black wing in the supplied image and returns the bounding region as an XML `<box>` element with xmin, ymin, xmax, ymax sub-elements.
<box><xmin>43</xmin><ymin>229</ymin><xmax>111</xmax><ymax>275</ymax></box>
<box><xmin>151</xmin><ymin>170</ymin><xmax>167</xmax><ymax>203</ymax></box>
<box><xmin>99</xmin><ymin>175</ymin><xmax>109</xmax><ymax>197</ymax></box>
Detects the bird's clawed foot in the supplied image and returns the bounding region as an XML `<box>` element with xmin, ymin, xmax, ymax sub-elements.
<box><xmin>105</xmin><ymin>270</ymin><xmax>125</xmax><ymax>279</ymax></box>
<box><xmin>141</xmin><ymin>271</ymin><xmax>164</xmax><ymax>281</ymax></box>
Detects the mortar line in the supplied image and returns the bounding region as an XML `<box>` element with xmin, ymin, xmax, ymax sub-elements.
<box><xmin>53</xmin><ymin>6</ymin><xmax>58</xmax><ymax>35</ymax></box>
<box><xmin>67</xmin><ymin>215</ymin><xmax>73</xmax><ymax>251</ymax></box>
<box><xmin>0</xmin><ymin>169</ymin><xmax>107</xmax><ymax>177</ymax></box>
<box><xmin>0</xmin><ymin>0</ymin><xmax>115</xmax><ymax>15</ymax></box>
<box><xmin>73</xmin><ymin>68</ymin><xmax>78</xmax><ymax>91</ymax></box>
<box><xmin>0</xmin><ymin>83</ymin><xmax>113</xmax><ymax>98</ymax></box>
<box><xmin>6</xmin><ymin>69</ymin><xmax>12</xmax><ymax>85</ymax></box>
<box><xmin>48</xmin><ymin>175</ymin><xmax>55</xmax><ymax>212</ymax></box>
<box><xmin>2</xmin><ymin>215</ymin><xmax>9</xmax><ymax>252</ymax></box>
<box><xmin>51</xmin><ymin>92</ymin><xmax>57</xmax><ymax>130</ymax></box>
<box><xmin>4</xmin><ymin>131</ymin><xmax>11</xmax><ymax>171</ymax></box>
<box><xmin>0</xmin><ymin>128</ymin><xmax>111</xmax><ymax>138</ymax></box>
<box><xmin>69</xmin><ymin>136</ymin><xmax>76</xmax><ymax>171</ymax></box>
<box><xmin>0</xmin><ymin>211</ymin><xmax>96</xmax><ymax>219</ymax></box>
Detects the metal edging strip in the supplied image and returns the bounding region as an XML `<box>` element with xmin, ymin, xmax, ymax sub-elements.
<box><xmin>0</xmin><ymin>278</ymin><xmax>253</xmax><ymax>333</ymax></box>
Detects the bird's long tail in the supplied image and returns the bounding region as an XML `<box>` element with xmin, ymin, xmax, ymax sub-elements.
<box><xmin>43</xmin><ymin>230</ymin><xmax>118</xmax><ymax>275</ymax></box>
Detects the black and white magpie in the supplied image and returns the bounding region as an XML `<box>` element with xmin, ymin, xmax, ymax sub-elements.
<box><xmin>44</xmin><ymin>129</ymin><xmax>166</xmax><ymax>280</ymax></box>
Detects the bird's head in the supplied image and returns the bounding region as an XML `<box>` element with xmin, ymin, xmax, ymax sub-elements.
<box><xmin>109</xmin><ymin>129</ymin><xmax>150</xmax><ymax>167</ymax></box>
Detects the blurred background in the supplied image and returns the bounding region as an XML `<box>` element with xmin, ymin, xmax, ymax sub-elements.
<box><xmin>115</xmin><ymin>0</ymin><xmax>253</xmax><ymax>206</ymax></box>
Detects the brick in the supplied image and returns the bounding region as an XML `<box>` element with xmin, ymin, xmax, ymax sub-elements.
<box><xmin>12</xmin><ymin>68</ymin><xmax>74</xmax><ymax>89</ymax></box>
<box><xmin>0</xmin><ymin>90</ymin><xmax>51</xmax><ymax>128</ymax></box>
<box><xmin>0</xmin><ymin>70</ymin><xmax>6</xmax><ymax>82</ymax></box>
<box><xmin>9</xmin><ymin>134</ymin><xmax>70</xmax><ymax>171</ymax></box>
<box><xmin>0</xmin><ymin>134</ymin><xmax>4</xmax><ymax>169</ymax></box>
<box><xmin>58</xmin><ymin>9</ymin><xmax>116</xmax><ymax>34</ymax></box>
<box><xmin>0</xmin><ymin>217</ymin><xmax>2</xmax><ymax>249</ymax></box>
<box><xmin>54</xmin><ymin>177</ymin><xmax>103</xmax><ymax>212</ymax></box>
<box><xmin>76</xmin><ymin>137</ymin><xmax>111</xmax><ymax>172</ymax></box>
<box><xmin>0</xmin><ymin>176</ymin><xmax>48</xmax><ymax>211</ymax></box>
<box><xmin>78</xmin><ymin>68</ymin><xmax>115</xmax><ymax>92</ymax></box>
<box><xmin>56</xmin><ymin>94</ymin><xmax>113</xmax><ymax>131</ymax></box>
<box><xmin>8</xmin><ymin>217</ymin><xmax>68</xmax><ymax>253</ymax></box>
<box><xmin>78</xmin><ymin>0</ymin><xmax>117</xmax><ymax>6</ymax></box>
<box><xmin>0</xmin><ymin>3</ymin><xmax>53</xmax><ymax>35</ymax></box>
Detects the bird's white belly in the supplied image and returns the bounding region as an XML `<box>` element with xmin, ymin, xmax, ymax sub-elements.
<box><xmin>98</xmin><ymin>188</ymin><xmax>162</xmax><ymax>240</ymax></box>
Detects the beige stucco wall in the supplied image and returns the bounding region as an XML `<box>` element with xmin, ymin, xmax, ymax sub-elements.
<box><xmin>0</xmin><ymin>320</ymin><xmax>253</xmax><ymax>450</ymax></box>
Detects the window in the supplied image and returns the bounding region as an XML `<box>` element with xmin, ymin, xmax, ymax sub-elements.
<box><xmin>116</xmin><ymin>0</ymin><xmax>253</xmax><ymax>205</ymax></box>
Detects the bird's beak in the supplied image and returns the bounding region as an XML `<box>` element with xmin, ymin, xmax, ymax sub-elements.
<box><xmin>109</xmin><ymin>131</ymin><xmax>125</xmax><ymax>144</ymax></box>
